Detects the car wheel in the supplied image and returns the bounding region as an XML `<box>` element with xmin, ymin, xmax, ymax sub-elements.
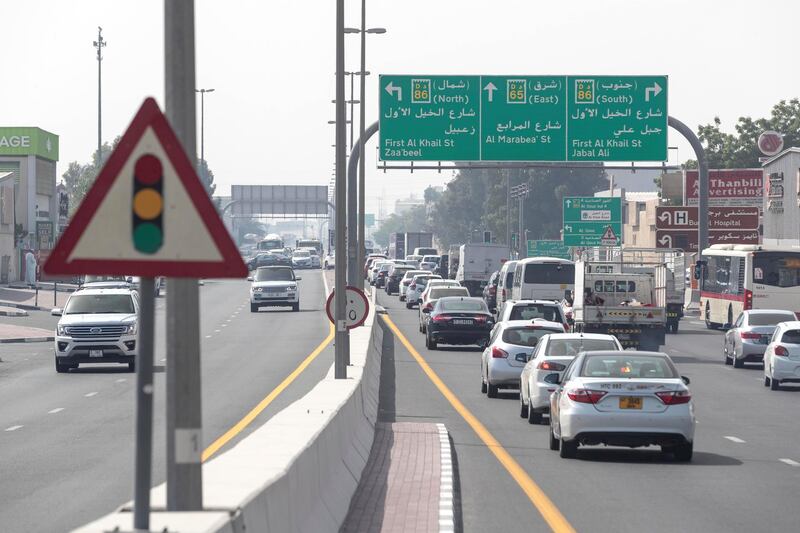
<box><xmin>128</xmin><ymin>362</ymin><xmax>136</xmax><ymax>372</ymax></box>
<box><xmin>771</xmin><ymin>374</ymin><xmax>781</xmax><ymax>391</ymax></box>
<box><xmin>426</xmin><ymin>334</ymin><xmax>437</xmax><ymax>350</ymax></box>
<box><xmin>559</xmin><ymin>438</ymin><xmax>577</xmax><ymax>458</ymax></box>
<box><xmin>55</xmin><ymin>357</ymin><xmax>71</xmax><ymax>373</ymax></box>
<box><xmin>399</xmin><ymin>295</ymin><xmax>405</xmax><ymax>302</ymax></box>
<box><xmin>673</xmin><ymin>442</ymin><xmax>693</xmax><ymax>462</ymax></box>
<box><xmin>764</xmin><ymin>374</ymin><xmax>771</xmax><ymax>387</ymax></box>
<box><xmin>292</xmin><ymin>303</ymin><xmax>300</xmax><ymax>312</ymax></box>
<box><xmin>487</xmin><ymin>382</ymin><xmax>498</xmax><ymax>398</ymax></box>
<box><xmin>481</xmin><ymin>371</ymin><xmax>488</xmax><ymax>394</ymax></box>
<box><xmin>732</xmin><ymin>353</ymin><xmax>744</xmax><ymax>368</ymax></box>
<box><xmin>477</xmin><ymin>337</ymin><xmax>489</xmax><ymax>349</ymax></box>
<box><xmin>549</xmin><ymin>424</ymin><xmax>560</xmax><ymax>451</ymax></box>
<box><xmin>726</xmin><ymin>306</ymin><xmax>733</xmax><ymax>330</ymax></box>
<box><xmin>519</xmin><ymin>389</ymin><xmax>529</xmax><ymax>418</ymax></box>
<box><xmin>250</xmin><ymin>303</ymin><xmax>259</xmax><ymax>313</ymax></box>
<box><xmin>406</xmin><ymin>302</ymin><xmax>413</xmax><ymax>309</ymax></box>
<box><xmin>528</xmin><ymin>406</ymin><xmax>543</xmax><ymax>425</ymax></box>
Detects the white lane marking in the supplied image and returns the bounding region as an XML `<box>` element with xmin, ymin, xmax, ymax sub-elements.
<box><xmin>214</xmin><ymin>329</ymin><xmax>221</xmax><ymax>333</ymax></box>
<box><xmin>48</xmin><ymin>408</ymin><xmax>64</xmax><ymax>414</ymax></box>
<box><xmin>116</xmin><ymin>378</ymin><xmax>127</xmax><ymax>383</ymax></box>
<box><xmin>724</xmin><ymin>435</ymin><xmax>746</xmax><ymax>443</ymax></box>
<box><xmin>221</xmin><ymin>324</ymin><xmax>228</xmax><ymax>328</ymax></box>
<box><xmin>780</xmin><ymin>458</ymin><xmax>800</xmax><ymax>467</ymax></box>
<box><xmin>85</xmin><ymin>392</ymin><xmax>98</xmax><ymax>398</ymax></box>
<box><xmin>205</xmin><ymin>335</ymin><xmax>212</xmax><ymax>339</ymax></box>
<box><xmin>437</xmin><ymin>423</ymin><xmax>455</xmax><ymax>533</ymax></box>
<box><xmin>690</xmin><ymin>321</ymin><xmax>705</xmax><ymax>326</ymax></box>
<box><xmin>5</xmin><ymin>425</ymin><xmax>23</xmax><ymax>432</ymax></box>
<box><xmin>160</xmin><ymin>358</ymin><xmax>166</xmax><ymax>362</ymax></box>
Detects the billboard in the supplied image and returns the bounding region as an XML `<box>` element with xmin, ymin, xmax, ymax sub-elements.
<box><xmin>685</xmin><ymin>169</ymin><xmax>762</xmax><ymax>207</ymax></box>
<box><xmin>0</xmin><ymin>127</ymin><xmax>59</xmax><ymax>161</ymax></box>
<box><xmin>231</xmin><ymin>185</ymin><xmax>329</xmax><ymax>218</ymax></box>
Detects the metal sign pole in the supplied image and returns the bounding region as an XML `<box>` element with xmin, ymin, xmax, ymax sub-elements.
<box><xmin>133</xmin><ymin>277</ymin><xmax>155</xmax><ymax>530</ymax></box>
<box><xmin>334</xmin><ymin>0</ymin><xmax>349</xmax><ymax>378</ymax></box>
<box><xmin>164</xmin><ymin>0</ymin><xmax>203</xmax><ymax>509</ymax></box>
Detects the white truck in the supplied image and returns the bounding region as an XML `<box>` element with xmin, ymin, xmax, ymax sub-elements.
<box><xmin>456</xmin><ymin>243</ymin><xmax>510</xmax><ymax>297</ymax></box>
<box><xmin>572</xmin><ymin>259</ymin><xmax>667</xmax><ymax>351</ymax></box>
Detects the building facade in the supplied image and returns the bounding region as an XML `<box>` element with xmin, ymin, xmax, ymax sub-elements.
<box><xmin>762</xmin><ymin>148</ymin><xmax>800</xmax><ymax>246</ymax></box>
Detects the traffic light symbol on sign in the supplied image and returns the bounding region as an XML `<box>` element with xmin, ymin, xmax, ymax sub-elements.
<box><xmin>132</xmin><ymin>154</ymin><xmax>164</xmax><ymax>254</ymax></box>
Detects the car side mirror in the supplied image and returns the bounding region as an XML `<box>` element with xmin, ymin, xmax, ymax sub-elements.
<box><xmin>681</xmin><ymin>375</ymin><xmax>691</xmax><ymax>386</ymax></box>
<box><xmin>247</xmin><ymin>276</ymin><xmax>253</xmax><ymax>282</ymax></box>
<box><xmin>543</xmin><ymin>373</ymin><xmax>561</xmax><ymax>385</ymax></box>
<box><xmin>51</xmin><ymin>308</ymin><xmax>63</xmax><ymax>316</ymax></box>
<box><xmin>295</xmin><ymin>276</ymin><xmax>302</xmax><ymax>281</ymax></box>
<box><xmin>422</xmin><ymin>307</ymin><xmax>431</xmax><ymax>314</ymax></box>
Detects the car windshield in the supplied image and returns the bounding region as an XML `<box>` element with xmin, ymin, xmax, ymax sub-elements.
<box><xmin>438</xmin><ymin>298</ymin><xmax>487</xmax><ymax>312</ymax></box>
<box><xmin>502</xmin><ymin>327</ymin><xmax>559</xmax><ymax>347</ymax></box>
<box><xmin>509</xmin><ymin>304</ymin><xmax>560</xmax><ymax>322</ymax></box>
<box><xmin>430</xmin><ymin>288</ymin><xmax>469</xmax><ymax>299</ymax></box>
<box><xmin>293</xmin><ymin>251</ymin><xmax>310</xmax><ymax>257</ymax></box>
<box><xmin>545</xmin><ymin>338</ymin><xmax>619</xmax><ymax>356</ymax></box>
<box><xmin>403</xmin><ymin>270</ymin><xmax>426</xmax><ymax>279</ymax></box>
<box><xmin>748</xmin><ymin>312</ymin><xmax>796</xmax><ymax>326</ymax></box>
<box><xmin>65</xmin><ymin>294</ymin><xmax>135</xmax><ymax>314</ymax></box>
<box><xmin>781</xmin><ymin>329</ymin><xmax>800</xmax><ymax>343</ymax></box>
<box><xmin>255</xmin><ymin>268</ymin><xmax>294</xmax><ymax>282</ymax></box>
<box><xmin>422</xmin><ymin>256</ymin><xmax>440</xmax><ymax>264</ymax></box>
<box><xmin>581</xmin><ymin>354</ymin><xmax>678</xmax><ymax>379</ymax></box>
<box><xmin>379</xmin><ymin>264</ymin><xmax>392</xmax><ymax>271</ymax></box>
<box><xmin>414</xmin><ymin>276</ymin><xmax>438</xmax><ymax>285</ymax></box>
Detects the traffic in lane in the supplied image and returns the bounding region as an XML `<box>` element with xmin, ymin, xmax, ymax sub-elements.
<box><xmin>0</xmin><ymin>273</ymin><xmax>333</xmax><ymax>533</ymax></box>
<box><xmin>376</xmin><ymin>290</ymin><xmax>800</xmax><ymax>533</ymax></box>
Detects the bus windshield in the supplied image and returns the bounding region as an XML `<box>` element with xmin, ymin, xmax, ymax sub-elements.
<box><xmin>523</xmin><ymin>263</ymin><xmax>574</xmax><ymax>284</ymax></box>
<box><xmin>258</xmin><ymin>238</ymin><xmax>284</xmax><ymax>251</ymax></box>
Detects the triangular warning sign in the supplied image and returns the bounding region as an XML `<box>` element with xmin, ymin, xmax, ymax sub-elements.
<box><xmin>600</xmin><ymin>225</ymin><xmax>618</xmax><ymax>246</ymax></box>
<box><xmin>44</xmin><ymin>98</ymin><xmax>247</xmax><ymax>278</ymax></box>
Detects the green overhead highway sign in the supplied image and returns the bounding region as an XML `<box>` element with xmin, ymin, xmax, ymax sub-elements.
<box><xmin>380</xmin><ymin>75</ymin><xmax>667</xmax><ymax>162</ymax></box>
<box><xmin>562</xmin><ymin>196</ymin><xmax>622</xmax><ymax>246</ymax></box>
<box><xmin>527</xmin><ymin>240</ymin><xmax>571</xmax><ymax>259</ymax></box>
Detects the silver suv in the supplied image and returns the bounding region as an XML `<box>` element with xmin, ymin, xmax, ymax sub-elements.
<box><xmin>52</xmin><ymin>288</ymin><xmax>140</xmax><ymax>373</ymax></box>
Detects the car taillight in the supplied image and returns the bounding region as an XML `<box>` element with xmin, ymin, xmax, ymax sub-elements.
<box><xmin>537</xmin><ymin>361</ymin><xmax>566</xmax><ymax>371</ymax></box>
<box><xmin>744</xmin><ymin>289</ymin><xmax>753</xmax><ymax>311</ymax></box>
<box><xmin>566</xmin><ymin>388</ymin><xmax>607</xmax><ymax>404</ymax></box>
<box><xmin>423</xmin><ymin>303</ymin><xmax>433</xmax><ymax>312</ymax></box>
<box><xmin>474</xmin><ymin>315</ymin><xmax>488</xmax><ymax>323</ymax></box>
<box><xmin>492</xmin><ymin>346</ymin><xmax>508</xmax><ymax>358</ymax></box>
<box><xmin>502</xmin><ymin>289</ymin><xmax>507</xmax><ymax>299</ymax></box>
<box><xmin>489</xmin><ymin>286</ymin><xmax>496</xmax><ymax>295</ymax></box>
<box><xmin>775</xmin><ymin>345</ymin><xmax>790</xmax><ymax>357</ymax></box>
<box><xmin>432</xmin><ymin>314</ymin><xmax>452</xmax><ymax>323</ymax></box>
<box><xmin>740</xmin><ymin>332</ymin><xmax>761</xmax><ymax>340</ymax></box>
<box><xmin>655</xmin><ymin>390</ymin><xmax>691</xmax><ymax>405</ymax></box>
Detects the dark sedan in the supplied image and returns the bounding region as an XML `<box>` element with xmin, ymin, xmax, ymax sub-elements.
<box><xmin>483</xmin><ymin>270</ymin><xmax>500</xmax><ymax>312</ymax></box>
<box><xmin>247</xmin><ymin>253</ymin><xmax>279</xmax><ymax>270</ymax></box>
<box><xmin>423</xmin><ymin>296</ymin><xmax>494</xmax><ymax>350</ymax></box>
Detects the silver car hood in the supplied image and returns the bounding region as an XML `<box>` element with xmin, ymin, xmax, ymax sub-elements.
<box><xmin>251</xmin><ymin>280</ymin><xmax>295</xmax><ymax>288</ymax></box>
<box><xmin>59</xmin><ymin>313</ymin><xmax>137</xmax><ymax>326</ymax></box>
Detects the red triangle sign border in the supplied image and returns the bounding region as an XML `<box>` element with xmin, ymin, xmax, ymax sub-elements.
<box><xmin>44</xmin><ymin>97</ymin><xmax>247</xmax><ymax>278</ymax></box>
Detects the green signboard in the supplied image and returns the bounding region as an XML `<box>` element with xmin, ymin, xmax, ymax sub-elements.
<box><xmin>562</xmin><ymin>196</ymin><xmax>622</xmax><ymax>246</ymax></box>
<box><xmin>380</xmin><ymin>75</ymin><xmax>667</xmax><ymax>162</ymax></box>
<box><xmin>0</xmin><ymin>127</ymin><xmax>59</xmax><ymax>161</ymax></box>
<box><xmin>527</xmin><ymin>240</ymin><xmax>571</xmax><ymax>259</ymax></box>
<box><xmin>365</xmin><ymin>213</ymin><xmax>375</xmax><ymax>227</ymax></box>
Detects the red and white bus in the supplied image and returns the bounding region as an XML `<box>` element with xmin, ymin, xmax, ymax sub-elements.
<box><xmin>700</xmin><ymin>244</ymin><xmax>800</xmax><ymax>329</ymax></box>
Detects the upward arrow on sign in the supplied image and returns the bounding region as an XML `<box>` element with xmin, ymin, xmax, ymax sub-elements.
<box><xmin>483</xmin><ymin>82</ymin><xmax>497</xmax><ymax>102</ymax></box>
<box><xmin>44</xmin><ymin>98</ymin><xmax>247</xmax><ymax>278</ymax></box>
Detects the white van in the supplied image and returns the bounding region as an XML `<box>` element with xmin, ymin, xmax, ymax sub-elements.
<box><xmin>511</xmin><ymin>257</ymin><xmax>574</xmax><ymax>301</ymax></box>
<box><xmin>495</xmin><ymin>260</ymin><xmax>518</xmax><ymax>314</ymax></box>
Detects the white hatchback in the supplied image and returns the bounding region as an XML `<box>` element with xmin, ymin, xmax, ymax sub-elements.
<box><xmin>763</xmin><ymin>321</ymin><xmax>800</xmax><ymax>390</ymax></box>
<box><xmin>549</xmin><ymin>350</ymin><xmax>695</xmax><ymax>461</ymax></box>
<box><xmin>519</xmin><ymin>333</ymin><xmax>621</xmax><ymax>424</ymax></box>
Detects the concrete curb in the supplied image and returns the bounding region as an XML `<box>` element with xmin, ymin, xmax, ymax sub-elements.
<box><xmin>0</xmin><ymin>336</ymin><xmax>54</xmax><ymax>344</ymax></box>
<box><xmin>437</xmin><ymin>423</ymin><xmax>455</xmax><ymax>533</ymax></box>
<box><xmin>0</xmin><ymin>301</ymin><xmax>48</xmax><ymax>312</ymax></box>
<box><xmin>0</xmin><ymin>309</ymin><xmax>29</xmax><ymax>317</ymax></box>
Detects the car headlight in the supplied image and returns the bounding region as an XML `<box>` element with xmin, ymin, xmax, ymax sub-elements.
<box><xmin>252</xmin><ymin>287</ymin><xmax>263</xmax><ymax>292</ymax></box>
<box><xmin>57</xmin><ymin>324</ymin><xmax>67</xmax><ymax>335</ymax></box>
<box><xmin>287</xmin><ymin>285</ymin><xmax>297</xmax><ymax>291</ymax></box>
<box><xmin>125</xmin><ymin>322</ymin><xmax>138</xmax><ymax>335</ymax></box>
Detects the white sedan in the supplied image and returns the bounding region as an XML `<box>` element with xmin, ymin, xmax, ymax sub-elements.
<box><xmin>763</xmin><ymin>320</ymin><xmax>800</xmax><ymax>391</ymax></box>
<box><xmin>519</xmin><ymin>333</ymin><xmax>621</xmax><ymax>424</ymax></box>
<box><xmin>549</xmin><ymin>350</ymin><xmax>695</xmax><ymax>461</ymax></box>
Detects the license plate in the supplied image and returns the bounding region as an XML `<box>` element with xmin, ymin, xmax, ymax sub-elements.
<box><xmin>89</xmin><ymin>349</ymin><xmax>103</xmax><ymax>358</ymax></box>
<box><xmin>452</xmin><ymin>319</ymin><xmax>473</xmax><ymax>325</ymax></box>
<box><xmin>619</xmin><ymin>396</ymin><xmax>643</xmax><ymax>409</ymax></box>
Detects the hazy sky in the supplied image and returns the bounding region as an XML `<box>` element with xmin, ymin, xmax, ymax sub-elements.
<box><xmin>4</xmin><ymin>0</ymin><xmax>799</xmax><ymax>219</ymax></box>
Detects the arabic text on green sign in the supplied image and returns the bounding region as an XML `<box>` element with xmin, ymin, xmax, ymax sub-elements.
<box><xmin>379</xmin><ymin>75</ymin><xmax>667</xmax><ymax>162</ymax></box>
<box><xmin>527</xmin><ymin>240</ymin><xmax>571</xmax><ymax>259</ymax></box>
<box><xmin>562</xmin><ymin>196</ymin><xmax>622</xmax><ymax>246</ymax></box>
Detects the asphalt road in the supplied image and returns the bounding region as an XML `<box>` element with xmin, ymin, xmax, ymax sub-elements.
<box><xmin>375</xmin><ymin>290</ymin><xmax>800</xmax><ymax>533</ymax></box>
<box><xmin>0</xmin><ymin>271</ymin><xmax>333</xmax><ymax>533</ymax></box>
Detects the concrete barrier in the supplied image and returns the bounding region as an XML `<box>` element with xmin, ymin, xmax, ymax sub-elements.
<box><xmin>75</xmin><ymin>291</ymin><xmax>380</xmax><ymax>533</ymax></box>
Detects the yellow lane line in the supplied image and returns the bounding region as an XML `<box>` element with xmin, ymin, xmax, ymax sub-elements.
<box><xmin>381</xmin><ymin>315</ymin><xmax>576</xmax><ymax>533</ymax></box>
<box><xmin>202</xmin><ymin>272</ymin><xmax>335</xmax><ymax>462</ymax></box>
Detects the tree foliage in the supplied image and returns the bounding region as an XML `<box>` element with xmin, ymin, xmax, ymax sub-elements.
<box><xmin>198</xmin><ymin>158</ymin><xmax>216</xmax><ymax>196</ymax></box>
<box><xmin>693</xmin><ymin>98</ymin><xmax>800</xmax><ymax>168</ymax></box>
<box><xmin>372</xmin><ymin>205</ymin><xmax>429</xmax><ymax>246</ymax></box>
<box><xmin>61</xmin><ymin>138</ymin><xmax>119</xmax><ymax>216</ymax></box>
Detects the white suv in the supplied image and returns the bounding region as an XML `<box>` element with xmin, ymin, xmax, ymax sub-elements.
<box><xmin>52</xmin><ymin>288</ymin><xmax>140</xmax><ymax>373</ymax></box>
<box><xmin>249</xmin><ymin>266</ymin><xmax>301</xmax><ymax>312</ymax></box>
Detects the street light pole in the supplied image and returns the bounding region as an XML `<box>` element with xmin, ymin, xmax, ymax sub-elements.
<box><xmin>195</xmin><ymin>88</ymin><xmax>215</xmax><ymax>192</ymax></box>
<box><xmin>92</xmin><ymin>27</ymin><xmax>106</xmax><ymax>166</ymax></box>
<box><xmin>334</xmin><ymin>0</ymin><xmax>348</xmax><ymax>378</ymax></box>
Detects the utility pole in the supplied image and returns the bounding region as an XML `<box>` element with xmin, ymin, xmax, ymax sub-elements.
<box><xmin>164</xmin><ymin>0</ymin><xmax>203</xmax><ymax>510</ymax></box>
<box><xmin>92</xmin><ymin>27</ymin><xmax>106</xmax><ymax>166</ymax></box>
<box><xmin>195</xmin><ymin>88</ymin><xmax>215</xmax><ymax>193</ymax></box>
<box><xmin>334</xmin><ymin>0</ymin><xmax>349</xmax><ymax>377</ymax></box>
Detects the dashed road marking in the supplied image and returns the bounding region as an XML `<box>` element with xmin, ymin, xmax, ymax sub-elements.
<box><xmin>779</xmin><ymin>458</ymin><xmax>800</xmax><ymax>467</ymax></box>
<box><xmin>214</xmin><ymin>329</ymin><xmax>221</xmax><ymax>333</ymax></box>
<box><xmin>5</xmin><ymin>425</ymin><xmax>23</xmax><ymax>432</ymax></box>
<box><xmin>221</xmin><ymin>324</ymin><xmax>228</xmax><ymax>328</ymax></box>
<box><xmin>160</xmin><ymin>358</ymin><xmax>166</xmax><ymax>362</ymax></box>
<box><xmin>85</xmin><ymin>392</ymin><xmax>98</xmax><ymax>398</ymax></box>
<box><xmin>116</xmin><ymin>378</ymin><xmax>127</xmax><ymax>383</ymax></box>
<box><xmin>205</xmin><ymin>335</ymin><xmax>212</xmax><ymax>339</ymax></box>
<box><xmin>689</xmin><ymin>321</ymin><xmax>705</xmax><ymax>326</ymax></box>
<box><xmin>48</xmin><ymin>408</ymin><xmax>64</xmax><ymax>414</ymax></box>
<box><xmin>724</xmin><ymin>435</ymin><xmax>746</xmax><ymax>443</ymax></box>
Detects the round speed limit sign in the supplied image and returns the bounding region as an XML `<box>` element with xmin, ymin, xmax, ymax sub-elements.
<box><xmin>325</xmin><ymin>286</ymin><xmax>370</xmax><ymax>329</ymax></box>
